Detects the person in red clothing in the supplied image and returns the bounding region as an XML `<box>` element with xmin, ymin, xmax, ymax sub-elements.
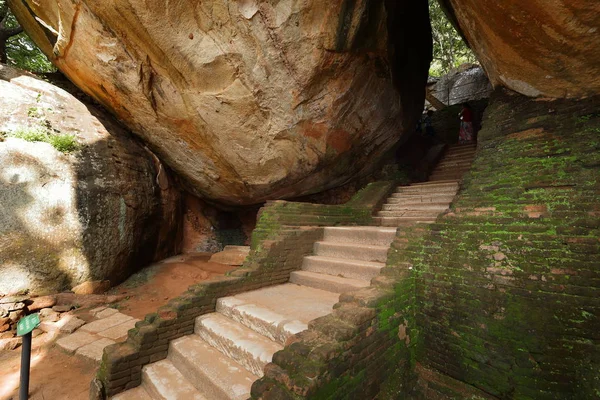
<box><xmin>458</xmin><ymin>103</ymin><xmax>474</xmax><ymax>143</ymax></box>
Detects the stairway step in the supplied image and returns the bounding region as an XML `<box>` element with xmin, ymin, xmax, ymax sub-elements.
<box><xmin>435</xmin><ymin>160</ymin><xmax>474</xmax><ymax>169</ymax></box>
<box><xmin>142</xmin><ymin>360</ymin><xmax>207</xmax><ymax>400</ymax></box>
<box><xmin>439</xmin><ymin>152</ymin><xmax>475</xmax><ymax>159</ymax></box>
<box><xmin>430</xmin><ymin>170</ymin><xmax>470</xmax><ymax>177</ymax></box>
<box><xmin>313</xmin><ymin>241</ymin><xmax>389</xmax><ymax>262</ymax></box>
<box><xmin>321</xmin><ymin>226</ymin><xmax>397</xmax><ymax>246</ymax></box>
<box><xmin>446</xmin><ymin>144</ymin><xmax>477</xmax><ymax>152</ymax></box>
<box><xmin>376</xmin><ymin>210</ymin><xmax>443</xmax><ymax>218</ymax></box>
<box><xmin>387</xmin><ymin>194</ymin><xmax>456</xmax><ymax>203</ymax></box>
<box><xmin>434</xmin><ymin>161</ymin><xmax>473</xmax><ymax>168</ymax></box>
<box><xmin>289</xmin><ymin>270</ymin><xmax>369</xmax><ymax>293</ymax></box>
<box><xmin>396</xmin><ymin>181</ymin><xmax>458</xmax><ymax>189</ymax></box>
<box><xmin>382</xmin><ymin>203</ymin><xmax>450</xmax><ymax>211</ymax></box>
<box><xmin>195</xmin><ymin>313</ymin><xmax>282</xmax><ymax>377</ymax></box>
<box><xmin>168</xmin><ymin>335</ymin><xmax>257</xmax><ymax>400</ymax></box>
<box><xmin>442</xmin><ymin>148</ymin><xmax>476</xmax><ymax>156</ymax></box>
<box><xmin>410</xmin><ymin>179</ymin><xmax>459</xmax><ymax>186</ymax></box>
<box><xmin>437</xmin><ymin>153</ymin><xmax>476</xmax><ymax>166</ymax></box>
<box><xmin>216</xmin><ymin>283</ymin><xmax>338</xmax><ymax>344</ymax></box>
<box><xmin>374</xmin><ymin>217</ymin><xmax>436</xmax><ymax>227</ymax></box>
<box><xmin>396</xmin><ymin>181</ymin><xmax>458</xmax><ymax>190</ymax></box>
<box><xmin>429</xmin><ymin>173</ymin><xmax>469</xmax><ymax>181</ymax></box>
<box><xmin>112</xmin><ymin>386</ymin><xmax>153</xmax><ymax>400</ymax></box>
<box><xmin>302</xmin><ymin>255</ymin><xmax>385</xmax><ymax>281</ymax></box>
<box><xmin>394</xmin><ymin>187</ymin><xmax>458</xmax><ymax>195</ymax></box>
<box><xmin>430</xmin><ymin>169</ymin><xmax>471</xmax><ymax>175</ymax></box>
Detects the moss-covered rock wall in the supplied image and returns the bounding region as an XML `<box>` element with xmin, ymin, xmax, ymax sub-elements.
<box><xmin>411</xmin><ymin>89</ymin><xmax>600</xmax><ymax>399</ymax></box>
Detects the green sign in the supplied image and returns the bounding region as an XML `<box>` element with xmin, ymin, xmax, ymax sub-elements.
<box><xmin>17</xmin><ymin>313</ymin><xmax>40</xmax><ymax>336</ymax></box>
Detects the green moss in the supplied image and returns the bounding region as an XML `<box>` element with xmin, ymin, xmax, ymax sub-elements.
<box><xmin>8</xmin><ymin>125</ymin><xmax>79</xmax><ymax>153</ymax></box>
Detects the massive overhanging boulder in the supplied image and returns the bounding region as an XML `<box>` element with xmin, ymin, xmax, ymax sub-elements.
<box><xmin>438</xmin><ymin>0</ymin><xmax>600</xmax><ymax>98</ymax></box>
<box><xmin>8</xmin><ymin>0</ymin><xmax>431</xmax><ymax>205</ymax></box>
<box><xmin>0</xmin><ymin>65</ymin><xmax>181</xmax><ymax>295</ymax></box>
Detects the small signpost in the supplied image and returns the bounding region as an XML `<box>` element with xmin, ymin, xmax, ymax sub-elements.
<box><xmin>17</xmin><ymin>313</ymin><xmax>40</xmax><ymax>400</ymax></box>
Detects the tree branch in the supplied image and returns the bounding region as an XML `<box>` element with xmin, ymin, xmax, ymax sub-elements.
<box><xmin>2</xmin><ymin>25</ymin><xmax>22</xmax><ymax>37</ymax></box>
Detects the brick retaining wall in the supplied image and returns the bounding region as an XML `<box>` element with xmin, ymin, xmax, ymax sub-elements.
<box><xmin>93</xmin><ymin>180</ymin><xmax>395</xmax><ymax>398</ymax></box>
<box><xmin>410</xmin><ymin>89</ymin><xmax>600</xmax><ymax>399</ymax></box>
<box><xmin>252</xmin><ymin>89</ymin><xmax>600</xmax><ymax>399</ymax></box>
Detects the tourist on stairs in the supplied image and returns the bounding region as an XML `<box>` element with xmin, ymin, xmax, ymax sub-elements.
<box><xmin>458</xmin><ymin>103</ymin><xmax>474</xmax><ymax>144</ymax></box>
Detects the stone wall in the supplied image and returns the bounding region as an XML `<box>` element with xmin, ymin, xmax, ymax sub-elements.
<box><xmin>409</xmin><ymin>89</ymin><xmax>600</xmax><ymax>398</ymax></box>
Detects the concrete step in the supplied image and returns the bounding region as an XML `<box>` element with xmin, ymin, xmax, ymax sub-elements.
<box><xmin>394</xmin><ymin>186</ymin><xmax>458</xmax><ymax>195</ymax></box>
<box><xmin>442</xmin><ymin>149</ymin><xmax>476</xmax><ymax>157</ymax></box>
<box><xmin>313</xmin><ymin>241</ymin><xmax>389</xmax><ymax>262</ymax></box>
<box><xmin>382</xmin><ymin>203</ymin><xmax>450</xmax><ymax>211</ymax></box>
<box><xmin>430</xmin><ymin>169</ymin><xmax>471</xmax><ymax>177</ymax></box>
<box><xmin>111</xmin><ymin>386</ymin><xmax>153</xmax><ymax>400</ymax></box>
<box><xmin>142</xmin><ymin>360</ymin><xmax>207</xmax><ymax>400</ymax></box>
<box><xmin>195</xmin><ymin>313</ymin><xmax>282</xmax><ymax>377</ymax></box>
<box><xmin>168</xmin><ymin>335</ymin><xmax>257</xmax><ymax>400</ymax></box>
<box><xmin>387</xmin><ymin>194</ymin><xmax>456</xmax><ymax>203</ymax></box>
<box><xmin>446</xmin><ymin>144</ymin><xmax>477</xmax><ymax>153</ymax></box>
<box><xmin>321</xmin><ymin>226</ymin><xmax>397</xmax><ymax>246</ymax></box>
<box><xmin>396</xmin><ymin>181</ymin><xmax>458</xmax><ymax>189</ymax></box>
<box><xmin>289</xmin><ymin>270</ymin><xmax>370</xmax><ymax>293</ymax></box>
<box><xmin>376</xmin><ymin>210</ymin><xmax>443</xmax><ymax>218</ymax></box>
<box><xmin>435</xmin><ymin>160</ymin><xmax>474</xmax><ymax>169</ymax></box>
<box><xmin>397</xmin><ymin>181</ymin><xmax>458</xmax><ymax>190</ymax></box>
<box><xmin>302</xmin><ymin>255</ymin><xmax>385</xmax><ymax>281</ymax></box>
<box><xmin>430</xmin><ymin>168</ymin><xmax>471</xmax><ymax>175</ymax></box>
<box><xmin>410</xmin><ymin>179</ymin><xmax>459</xmax><ymax>186</ymax></box>
<box><xmin>429</xmin><ymin>173</ymin><xmax>469</xmax><ymax>181</ymax></box>
<box><xmin>216</xmin><ymin>283</ymin><xmax>338</xmax><ymax>344</ymax></box>
<box><xmin>375</xmin><ymin>217</ymin><xmax>437</xmax><ymax>227</ymax></box>
<box><xmin>440</xmin><ymin>155</ymin><xmax>475</xmax><ymax>164</ymax></box>
<box><xmin>437</xmin><ymin>160</ymin><xmax>472</xmax><ymax>168</ymax></box>
<box><xmin>408</xmin><ymin>181</ymin><xmax>459</xmax><ymax>187</ymax></box>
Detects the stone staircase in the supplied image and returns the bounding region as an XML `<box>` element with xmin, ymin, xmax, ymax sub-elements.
<box><xmin>112</xmin><ymin>226</ymin><xmax>397</xmax><ymax>400</ymax></box>
<box><xmin>374</xmin><ymin>143</ymin><xmax>476</xmax><ymax>227</ymax></box>
<box><xmin>429</xmin><ymin>143</ymin><xmax>477</xmax><ymax>181</ymax></box>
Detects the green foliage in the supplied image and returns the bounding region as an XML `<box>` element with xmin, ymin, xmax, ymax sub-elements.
<box><xmin>48</xmin><ymin>132</ymin><xmax>78</xmax><ymax>152</ymax></box>
<box><xmin>7</xmin><ymin>32</ymin><xmax>56</xmax><ymax>73</ymax></box>
<box><xmin>1</xmin><ymin>0</ymin><xmax>55</xmax><ymax>73</ymax></box>
<box><xmin>6</xmin><ymin>94</ymin><xmax>78</xmax><ymax>152</ymax></box>
<box><xmin>10</xmin><ymin>125</ymin><xmax>48</xmax><ymax>142</ymax></box>
<box><xmin>428</xmin><ymin>0</ymin><xmax>477</xmax><ymax>76</ymax></box>
<box><xmin>8</xmin><ymin>125</ymin><xmax>78</xmax><ymax>153</ymax></box>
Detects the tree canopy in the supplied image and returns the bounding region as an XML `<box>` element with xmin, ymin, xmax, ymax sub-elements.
<box><xmin>0</xmin><ymin>0</ymin><xmax>55</xmax><ymax>73</ymax></box>
<box><xmin>429</xmin><ymin>0</ymin><xmax>477</xmax><ymax>77</ymax></box>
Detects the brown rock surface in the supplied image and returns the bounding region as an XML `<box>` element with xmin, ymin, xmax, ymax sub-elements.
<box><xmin>0</xmin><ymin>65</ymin><xmax>181</xmax><ymax>295</ymax></box>
<box><xmin>439</xmin><ymin>0</ymin><xmax>600</xmax><ymax>98</ymax></box>
<box><xmin>209</xmin><ymin>245</ymin><xmax>251</xmax><ymax>266</ymax></box>
<box><xmin>9</xmin><ymin>1</ymin><xmax>431</xmax><ymax>205</ymax></box>
<box><xmin>25</xmin><ymin>295</ymin><xmax>57</xmax><ymax>312</ymax></box>
<box><xmin>71</xmin><ymin>280</ymin><xmax>111</xmax><ymax>295</ymax></box>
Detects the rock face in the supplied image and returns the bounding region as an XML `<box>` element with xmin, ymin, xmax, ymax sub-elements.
<box><xmin>427</xmin><ymin>65</ymin><xmax>492</xmax><ymax>107</ymax></box>
<box><xmin>439</xmin><ymin>0</ymin><xmax>600</xmax><ymax>98</ymax></box>
<box><xmin>0</xmin><ymin>65</ymin><xmax>181</xmax><ymax>295</ymax></box>
<box><xmin>8</xmin><ymin>0</ymin><xmax>431</xmax><ymax>205</ymax></box>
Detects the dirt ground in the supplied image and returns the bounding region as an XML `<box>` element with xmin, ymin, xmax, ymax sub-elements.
<box><xmin>0</xmin><ymin>253</ymin><xmax>235</xmax><ymax>400</ymax></box>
